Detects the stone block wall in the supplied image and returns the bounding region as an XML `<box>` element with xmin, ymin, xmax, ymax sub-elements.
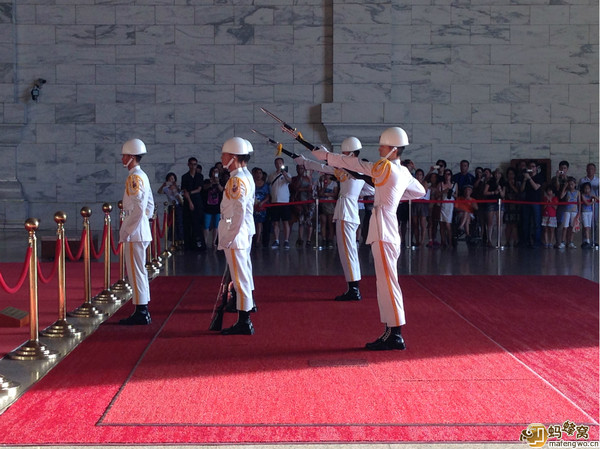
<box><xmin>0</xmin><ymin>0</ymin><xmax>597</xmax><ymax>230</ymax></box>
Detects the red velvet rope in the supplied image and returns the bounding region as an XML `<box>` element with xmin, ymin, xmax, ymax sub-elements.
<box><xmin>110</xmin><ymin>228</ymin><xmax>121</xmax><ymax>255</ymax></box>
<box><xmin>156</xmin><ymin>228</ymin><xmax>161</xmax><ymax>255</ymax></box>
<box><xmin>64</xmin><ymin>229</ymin><xmax>86</xmax><ymax>261</ymax></box>
<box><xmin>37</xmin><ymin>241</ymin><xmax>61</xmax><ymax>284</ymax></box>
<box><xmin>0</xmin><ymin>247</ymin><xmax>32</xmax><ymax>294</ymax></box>
<box><xmin>156</xmin><ymin>213</ymin><xmax>166</xmax><ymax>239</ymax></box>
<box><xmin>89</xmin><ymin>224</ymin><xmax>107</xmax><ymax>260</ymax></box>
<box><xmin>264</xmin><ymin>198</ymin><xmax>581</xmax><ymax>206</ymax></box>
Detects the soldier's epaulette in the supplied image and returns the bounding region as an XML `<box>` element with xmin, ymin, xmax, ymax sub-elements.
<box><xmin>126</xmin><ymin>174</ymin><xmax>143</xmax><ymax>196</ymax></box>
<box><xmin>372</xmin><ymin>159</ymin><xmax>391</xmax><ymax>187</ymax></box>
<box><xmin>334</xmin><ymin>168</ymin><xmax>349</xmax><ymax>182</ymax></box>
<box><xmin>225</xmin><ymin>177</ymin><xmax>246</xmax><ymax>200</ymax></box>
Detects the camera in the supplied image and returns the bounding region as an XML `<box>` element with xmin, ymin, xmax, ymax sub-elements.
<box><xmin>213</xmin><ymin>173</ymin><xmax>218</xmax><ymax>178</ymax></box>
<box><xmin>559</xmin><ymin>171</ymin><xmax>564</xmax><ymax>175</ymax></box>
<box><xmin>433</xmin><ymin>165</ymin><xmax>440</xmax><ymax>170</ymax></box>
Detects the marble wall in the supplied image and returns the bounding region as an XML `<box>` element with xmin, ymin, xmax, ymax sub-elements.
<box><xmin>0</xmin><ymin>0</ymin><xmax>597</xmax><ymax>230</ymax></box>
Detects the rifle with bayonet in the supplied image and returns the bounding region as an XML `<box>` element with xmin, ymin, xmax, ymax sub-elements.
<box><xmin>259</xmin><ymin>108</ymin><xmax>374</xmax><ymax>187</ymax></box>
<box><xmin>250</xmin><ymin>129</ymin><xmax>299</xmax><ymax>159</ymax></box>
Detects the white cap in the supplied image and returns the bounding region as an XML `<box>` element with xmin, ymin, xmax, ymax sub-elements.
<box><xmin>122</xmin><ymin>138</ymin><xmax>147</xmax><ymax>155</ymax></box>
<box><xmin>244</xmin><ymin>139</ymin><xmax>254</xmax><ymax>153</ymax></box>
<box><xmin>379</xmin><ymin>127</ymin><xmax>409</xmax><ymax>147</ymax></box>
<box><xmin>221</xmin><ymin>137</ymin><xmax>249</xmax><ymax>155</ymax></box>
<box><xmin>341</xmin><ymin>137</ymin><xmax>362</xmax><ymax>154</ymax></box>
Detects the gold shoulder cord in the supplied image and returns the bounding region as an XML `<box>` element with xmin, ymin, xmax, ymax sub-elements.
<box><xmin>334</xmin><ymin>168</ymin><xmax>348</xmax><ymax>182</ymax></box>
<box><xmin>372</xmin><ymin>159</ymin><xmax>391</xmax><ymax>187</ymax></box>
<box><xmin>225</xmin><ymin>177</ymin><xmax>246</xmax><ymax>200</ymax></box>
<box><xmin>126</xmin><ymin>174</ymin><xmax>143</xmax><ymax>196</ymax></box>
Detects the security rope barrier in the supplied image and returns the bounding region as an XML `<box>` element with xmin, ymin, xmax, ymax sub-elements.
<box><xmin>64</xmin><ymin>229</ymin><xmax>86</xmax><ymax>261</ymax></box>
<box><xmin>0</xmin><ymin>247</ymin><xmax>31</xmax><ymax>294</ymax></box>
<box><xmin>92</xmin><ymin>203</ymin><xmax>119</xmax><ymax>304</ymax></box>
<box><xmin>37</xmin><ymin>241</ymin><xmax>61</xmax><ymax>284</ymax></box>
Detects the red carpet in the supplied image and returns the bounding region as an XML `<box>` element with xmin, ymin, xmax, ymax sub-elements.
<box><xmin>0</xmin><ymin>275</ymin><xmax>597</xmax><ymax>444</ymax></box>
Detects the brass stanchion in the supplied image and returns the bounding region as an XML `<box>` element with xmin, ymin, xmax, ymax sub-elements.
<box><xmin>0</xmin><ymin>373</ymin><xmax>19</xmax><ymax>395</ymax></box>
<box><xmin>145</xmin><ymin>231</ymin><xmax>159</xmax><ymax>280</ymax></box>
<box><xmin>41</xmin><ymin>212</ymin><xmax>83</xmax><ymax>338</ymax></box>
<box><xmin>162</xmin><ymin>202</ymin><xmax>172</xmax><ymax>259</ymax></box>
<box><xmin>93</xmin><ymin>203</ymin><xmax>119</xmax><ymax>304</ymax></box>
<box><xmin>69</xmin><ymin>207</ymin><xmax>104</xmax><ymax>318</ymax></box>
<box><xmin>111</xmin><ymin>201</ymin><xmax>133</xmax><ymax>299</ymax></box>
<box><xmin>151</xmin><ymin>209</ymin><xmax>163</xmax><ymax>270</ymax></box>
<box><xmin>169</xmin><ymin>201</ymin><xmax>177</xmax><ymax>252</ymax></box>
<box><xmin>7</xmin><ymin>219</ymin><xmax>59</xmax><ymax>361</ymax></box>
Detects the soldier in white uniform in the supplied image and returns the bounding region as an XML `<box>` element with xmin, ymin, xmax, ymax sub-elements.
<box><xmin>313</xmin><ymin>127</ymin><xmax>426</xmax><ymax>350</ymax></box>
<box><xmin>118</xmin><ymin>138</ymin><xmax>155</xmax><ymax>325</ymax></box>
<box><xmin>242</xmin><ymin>139</ymin><xmax>256</xmax><ymax>296</ymax></box>
<box><xmin>218</xmin><ymin>137</ymin><xmax>255</xmax><ymax>335</ymax></box>
<box><xmin>296</xmin><ymin>137</ymin><xmax>366</xmax><ymax>301</ymax></box>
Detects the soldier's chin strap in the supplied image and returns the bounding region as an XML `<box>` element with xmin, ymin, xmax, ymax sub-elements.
<box><xmin>223</xmin><ymin>156</ymin><xmax>235</xmax><ymax>170</ymax></box>
<box><xmin>383</xmin><ymin>147</ymin><xmax>397</xmax><ymax>160</ymax></box>
<box><xmin>123</xmin><ymin>155</ymin><xmax>135</xmax><ymax>169</ymax></box>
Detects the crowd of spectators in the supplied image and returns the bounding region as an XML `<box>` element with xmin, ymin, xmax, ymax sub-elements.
<box><xmin>158</xmin><ymin>156</ymin><xmax>599</xmax><ymax>251</ymax></box>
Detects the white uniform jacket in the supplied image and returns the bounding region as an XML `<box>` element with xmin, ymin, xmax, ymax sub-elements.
<box><xmin>218</xmin><ymin>168</ymin><xmax>252</xmax><ymax>250</ymax></box>
<box><xmin>119</xmin><ymin>165</ymin><xmax>154</xmax><ymax>243</ymax></box>
<box><xmin>301</xmin><ymin>157</ymin><xmax>365</xmax><ymax>225</ymax></box>
<box><xmin>242</xmin><ymin>167</ymin><xmax>256</xmax><ymax>237</ymax></box>
<box><xmin>324</xmin><ymin>154</ymin><xmax>425</xmax><ymax>244</ymax></box>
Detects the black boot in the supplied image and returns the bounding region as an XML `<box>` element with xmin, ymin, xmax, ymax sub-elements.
<box><xmin>221</xmin><ymin>310</ymin><xmax>254</xmax><ymax>335</ymax></box>
<box><xmin>335</xmin><ymin>282</ymin><xmax>362</xmax><ymax>301</ymax></box>
<box><xmin>365</xmin><ymin>326</ymin><xmax>405</xmax><ymax>351</ymax></box>
<box><xmin>119</xmin><ymin>304</ymin><xmax>152</xmax><ymax>325</ymax></box>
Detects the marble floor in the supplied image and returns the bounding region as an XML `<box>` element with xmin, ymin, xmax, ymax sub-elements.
<box><xmin>0</xmin><ymin>230</ymin><xmax>597</xmax><ymax>449</ymax></box>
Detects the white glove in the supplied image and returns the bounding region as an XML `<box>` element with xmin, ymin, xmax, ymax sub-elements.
<box><xmin>313</xmin><ymin>145</ymin><xmax>330</xmax><ymax>161</ymax></box>
<box><xmin>294</xmin><ymin>154</ymin><xmax>307</xmax><ymax>166</ymax></box>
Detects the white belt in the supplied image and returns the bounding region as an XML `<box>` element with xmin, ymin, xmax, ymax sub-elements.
<box><xmin>339</xmin><ymin>194</ymin><xmax>358</xmax><ymax>200</ymax></box>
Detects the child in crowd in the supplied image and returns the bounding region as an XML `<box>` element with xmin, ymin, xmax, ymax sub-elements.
<box><xmin>157</xmin><ymin>172</ymin><xmax>184</xmax><ymax>244</ymax></box>
<box><xmin>580</xmin><ymin>182</ymin><xmax>598</xmax><ymax>249</ymax></box>
<box><xmin>557</xmin><ymin>177</ymin><xmax>580</xmax><ymax>249</ymax></box>
<box><xmin>541</xmin><ymin>185</ymin><xmax>558</xmax><ymax>248</ymax></box>
<box><xmin>454</xmin><ymin>185</ymin><xmax>478</xmax><ymax>240</ymax></box>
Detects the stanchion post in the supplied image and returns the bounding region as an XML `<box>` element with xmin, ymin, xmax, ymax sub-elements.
<box><xmin>7</xmin><ymin>218</ymin><xmax>59</xmax><ymax>361</ymax></box>
<box><xmin>0</xmin><ymin>373</ymin><xmax>19</xmax><ymax>395</ymax></box>
<box><xmin>593</xmin><ymin>200</ymin><xmax>598</xmax><ymax>250</ymax></box>
<box><xmin>41</xmin><ymin>212</ymin><xmax>82</xmax><ymax>338</ymax></box>
<box><xmin>111</xmin><ymin>201</ymin><xmax>133</xmax><ymax>299</ymax></box>
<box><xmin>93</xmin><ymin>203</ymin><xmax>120</xmax><ymax>304</ymax></box>
<box><xmin>497</xmin><ymin>198</ymin><xmax>503</xmax><ymax>249</ymax></box>
<box><xmin>162</xmin><ymin>201</ymin><xmax>172</xmax><ymax>258</ymax></box>
<box><xmin>145</xmin><ymin>220</ymin><xmax>159</xmax><ymax>279</ymax></box>
<box><xmin>151</xmin><ymin>208</ymin><xmax>163</xmax><ymax>270</ymax></box>
<box><xmin>407</xmin><ymin>200</ymin><xmax>413</xmax><ymax>250</ymax></box>
<box><xmin>69</xmin><ymin>207</ymin><xmax>104</xmax><ymax>318</ymax></box>
<box><xmin>314</xmin><ymin>198</ymin><xmax>320</xmax><ymax>250</ymax></box>
<box><xmin>169</xmin><ymin>201</ymin><xmax>177</xmax><ymax>252</ymax></box>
